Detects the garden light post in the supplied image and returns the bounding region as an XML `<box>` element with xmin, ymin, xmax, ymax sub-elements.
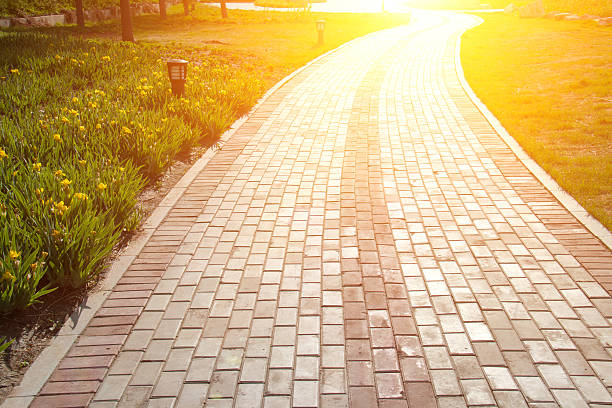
<box><xmin>316</xmin><ymin>19</ymin><xmax>326</xmax><ymax>46</ymax></box>
<box><xmin>167</xmin><ymin>59</ymin><xmax>188</xmax><ymax>97</ymax></box>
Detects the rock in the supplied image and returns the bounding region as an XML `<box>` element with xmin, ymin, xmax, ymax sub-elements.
<box><xmin>504</xmin><ymin>3</ymin><xmax>515</xmax><ymax>14</ymax></box>
<box><xmin>580</xmin><ymin>14</ymin><xmax>597</xmax><ymax>20</ymax></box>
<box><xmin>598</xmin><ymin>17</ymin><xmax>612</xmax><ymax>26</ymax></box>
<box><xmin>564</xmin><ymin>14</ymin><xmax>580</xmax><ymax>21</ymax></box>
<box><xmin>518</xmin><ymin>0</ymin><xmax>545</xmax><ymax>18</ymax></box>
<box><xmin>554</xmin><ymin>12</ymin><xmax>570</xmax><ymax>20</ymax></box>
<box><xmin>10</xmin><ymin>17</ymin><xmax>28</xmax><ymax>26</ymax></box>
<box><xmin>0</xmin><ymin>18</ymin><xmax>11</xmax><ymax>28</ymax></box>
<box><xmin>31</xmin><ymin>14</ymin><xmax>65</xmax><ymax>26</ymax></box>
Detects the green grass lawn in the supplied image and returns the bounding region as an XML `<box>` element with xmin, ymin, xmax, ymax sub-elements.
<box><xmin>55</xmin><ymin>4</ymin><xmax>411</xmax><ymax>88</ymax></box>
<box><xmin>461</xmin><ymin>13</ymin><xmax>612</xmax><ymax>230</ymax></box>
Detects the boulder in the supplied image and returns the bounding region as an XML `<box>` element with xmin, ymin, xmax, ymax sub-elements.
<box><xmin>598</xmin><ymin>17</ymin><xmax>612</xmax><ymax>26</ymax></box>
<box><xmin>10</xmin><ymin>17</ymin><xmax>28</xmax><ymax>26</ymax></box>
<box><xmin>28</xmin><ymin>14</ymin><xmax>65</xmax><ymax>26</ymax></box>
<box><xmin>0</xmin><ymin>18</ymin><xmax>11</xmax><ymax>28</ymax></box>
<box><xmin>564</xmin><ymin>14</ymin><xmax>580</xmax><ymax>21</ymax></box>
<box><xmin>553</xmin><ymin>12</ymin><xmax>570</xmax><ymax>20</ymax></box>
<box><xmin>518</xmin><ymin>0</ymin><xmax>545</xmax><ymax>18</ymax></box>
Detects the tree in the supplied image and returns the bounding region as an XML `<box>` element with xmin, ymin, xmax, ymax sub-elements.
<box><xmin>75</xmin><ymin>0</ymin><xmax>85</xmax><ymax>28</ymax></box>
<box><xmin>220</xmin><ymin>0</ymin><xmax>228</xmax><ymax>18</ymax></box>
<box><xmin>183</xmin><ymin>0</ymin><xmax>190</xmax><ymax>15</ymax></box>
<box><xmin>120</xmin><ymin>0</ymin><xmax>135</xmax><ymax>42</ymax></box>
<box><xmin>160</xmin><ymin>0</ymin><xmax>166</xmax><ymax>19</ymax></box>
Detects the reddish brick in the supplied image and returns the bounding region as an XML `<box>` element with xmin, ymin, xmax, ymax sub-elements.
<box><xmin>50</xmin><ymin>367</ymin><xmax>107</xmax><ymax>382</ymax></box>
<box><xmin>30</xmin><ymin>393</ymin><xmax>94</xmax><ymax>408</ymax></box>
<box><xmin>40</xmin><ymin>380</ymin><xmax>100</xmax><ymax>395</ymax></box>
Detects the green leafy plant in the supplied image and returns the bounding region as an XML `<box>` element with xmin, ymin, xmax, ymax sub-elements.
<box><xmin>0</xmin><ymin>32</ymin><xmax>264</xmax><ymax>312</ymax></box>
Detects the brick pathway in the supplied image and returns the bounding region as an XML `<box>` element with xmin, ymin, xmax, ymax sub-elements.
<box><xmin>26</xmin><ymin>11</ymin><xmax>612</xmax><ymax>408</ymax></box>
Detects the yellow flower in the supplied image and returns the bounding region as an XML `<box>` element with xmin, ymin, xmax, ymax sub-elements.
<box><xmin>97</xmin><ymin>183</ymin><xmax>107</xmax><ymax>190</ymax></box>
<box><xmin>72</xmin><ymin>97</ymin><xmax>79</xmax><ymax>104</ymax></box>
<box><xmin>61</xmin><ymin>116</ymin><xmax>69</xmax><ymax>122</ymax></box>
<box><xmin>0</xmin><ymin>148</ymin><xmax>7</xmax><ymax>159</ymax></box>
<box><xmin>118</xmin><ymin>167</ymin><xmax>125</xmax><ymax>172</ymax></box>
<box><xmin>121</xmin><ymin>126</ymin><xmax>132</xmax><ymax>134</ymax></box>
<box><xmin>54</xmin><ymin>201</ymin><xmax>69</xmax><ymax>215</ymax></box>
<box><xmin>102</xmin><ymin>56</ymin><xmax>111</xmax><ymax>62</ymax></box>
<box><xmin>68</xmin><ymin>109</ymin><xmax>79</xmax><ymax>115</ymax></box>
<box><xmin>60</xmin><ymin>178</ymin><xmax>72</xmax><ymax>187</ymax></box>
<box><xmin>1</xmin><ymin>270</ymin><xmax>15</xmax><ymax>282</ymax></box>
<box><xmin>32</xmin><ymin>162</ymin><xmax>42</xmax><ymax>172</ymax></box>
<box><xmin>70</xmin><ymin>58</ymin><xmax>78</xmax><ymax>64</ymax></box>
<box><xmin>54</xmin><ymin>169</ymin><xmax>65</xmax><ymax>178</ymax></box>
<box><xmin>36</xmin><ymin>187</ymin><xmax>44</xmax><ymax>196</ymax></box>
<box><xmin>10</xmin><ymin>69</ymin><xmax>19</xmax><ymax>75</ymax></box>
<box><xmin>42</xmin><ymin>251</ymin><xmax>48</xmax><ymax>258</ymax></box>
<box><xmin>95</xmin><ymin>124</ymin><xmax>101</xmax><ymax>129</ymax></box>
<box><xmin>52</xmin><ymin>229</ymin><xmax>61</xmax><ymax>238</ymax></box>
<box><xmin>53</xmin><ymin>134</ymin><xmax>62</xmax><ymax>143</ymax></box>
<box><xmin>30</xmin><ymin>262</ymin><xmax>38</xmax><ymax>270</ymax></box>
<box><xmin>9</xmin><ymin>250</ymin><xmax>20</xmax><ymax>259</ymax></box>
<box><xmin>79</xmin><ymin>125</ymin><xmax>85</xmax><ymax>132</ymax></box>
<box><xmin>55</xmin><ymin>54</ymin><xmax>61</xmax><ymax>60</ymax></box>
<box><xmin>78</xmin><ymin>159</ymin><xmax>87</xmax><ymax>166</ymax></box>
<box><xmin>73</xmin><ymin>193</ymin><xmax>89</xmax><ymax>201</ymax></box>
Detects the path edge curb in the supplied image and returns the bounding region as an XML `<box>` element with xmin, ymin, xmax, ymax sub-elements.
<box><xmin>454</xmin><ymin>15</ymin><xmax>612</xmax><ymax>252</ymax></box>
<box><xmin>0</xmin><ymin>27</ymin><xmax>393</xmax><ymax>408</ymax></box>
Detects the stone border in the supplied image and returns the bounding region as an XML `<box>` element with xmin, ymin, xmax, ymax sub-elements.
<box><xmin>453</xmin><ymin>14</ymin><xmax>612</xmax><ymax>252</ymax></box>
<box><xmin>0</xmin><ymin>28</ymin><xmax>386</xmax><ymax>407</ymax></box>
<box><xmin>0</xmin><ymin>2</ymin><xmax>165</xmax><ymax>29</ymax></box>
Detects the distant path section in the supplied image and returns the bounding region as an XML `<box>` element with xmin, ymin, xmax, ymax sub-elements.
<box><xmin>11</xmin><ymin>10</ymin><xmax>612</xmax><ymax>408</ymax></box>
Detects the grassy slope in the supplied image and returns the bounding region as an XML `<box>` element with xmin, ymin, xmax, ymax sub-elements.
<box><xmin>461</xmin><ymin>13</ymin><xmax>612</xmax><ymax>230</ymax></box>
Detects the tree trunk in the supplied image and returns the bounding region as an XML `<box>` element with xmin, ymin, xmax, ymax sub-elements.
<box><xmin>75</xmin><ymin>0</ymin><xmax>85</xmax><ymax>28</ymax></box>
<box><xmin>220</xmin><ymin>0</ymin><xmax>228</xmax><ymax>18</ymax></box>
<box><xmin>120</xmin><ymin>0</ymin><xmax>135</xmax><ymax>42</ymax></box>
<box><xmin>183</xmin><ymin>0</ymin><xmax>190</xmax><ymax>15</ymax></box>
<box><xmin>160</xmin><ymin>0</ymin><xmax>166</xmax><ymax>19</ymax></box>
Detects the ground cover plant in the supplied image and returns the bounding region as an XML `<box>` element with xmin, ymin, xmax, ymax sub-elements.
<box><xmin>461</xmin><ymin>13</ymin><xmax>612</xmax><ymax>230</ymax></box>
<box><xmin>0</xmin><ymin>32</ymin><xmax>263</xmax><ymax>314</ymax></box>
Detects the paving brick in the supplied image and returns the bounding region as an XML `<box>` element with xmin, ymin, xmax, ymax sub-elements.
<box><xmin>30</xmin><ymin>14</ymin><xmax>612</xmax><ymax>407</ymax></box>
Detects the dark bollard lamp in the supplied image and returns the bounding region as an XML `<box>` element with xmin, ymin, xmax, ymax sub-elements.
<box><xmin>316</xmin><ymin>19</ymin><xmax>326</xmax><ymax>45</ymax></box>
<box><xmin>167</xmin><ymin>59</ymin><xmax>189</xmax><ymax>97</ymax></box>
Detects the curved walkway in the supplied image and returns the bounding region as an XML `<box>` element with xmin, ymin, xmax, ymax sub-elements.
<box><xmin>10</xmin><ymin>10</ymin><xmax>612</xmax><ymax>408</ymax></box>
